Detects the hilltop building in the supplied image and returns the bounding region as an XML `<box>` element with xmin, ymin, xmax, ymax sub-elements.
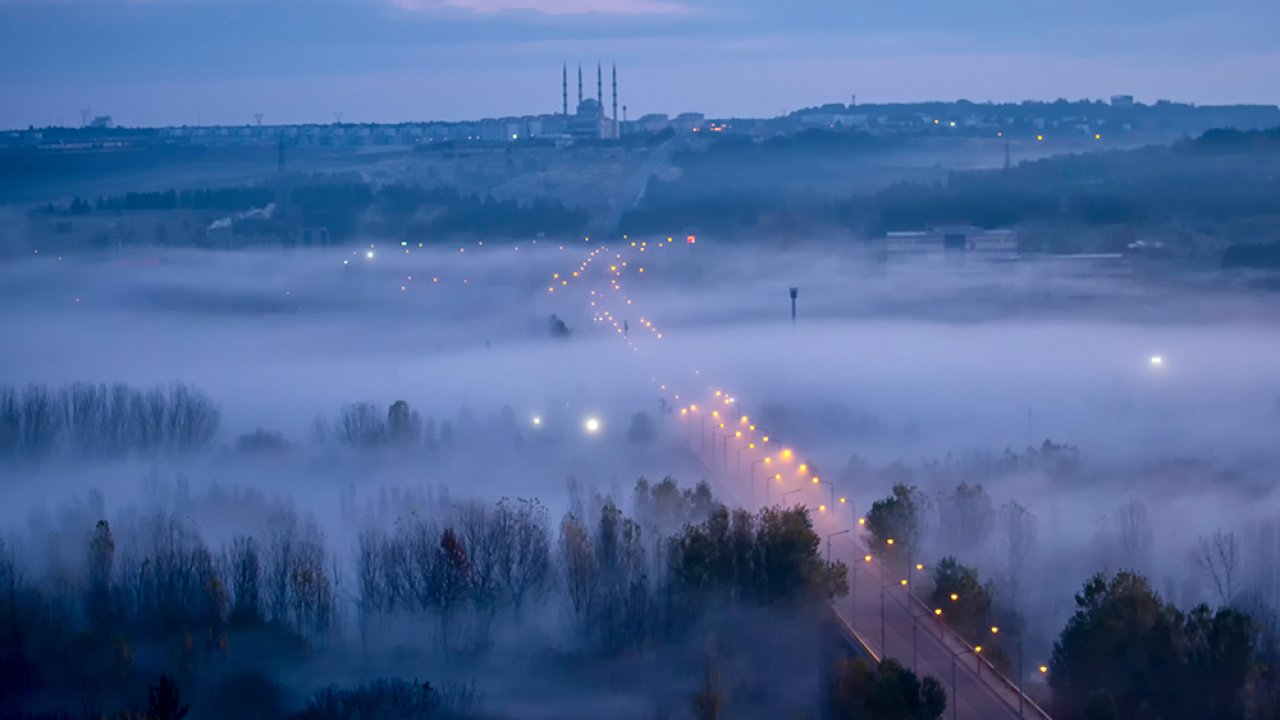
<box><xmin>886</xmin><ymin>226</ymin><xmax>1018</xmax><ymax>257</ymax></box>
<box><xmin>563</xmin><ymin>62</ymin><xmax>619</xmax><ymax>140</ymax></box>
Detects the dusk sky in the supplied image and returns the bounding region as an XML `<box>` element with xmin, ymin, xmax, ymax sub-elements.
<box><xmin>2</xmin><ymin>0</ymin><xmax>1278</xmax><ymax>129</ymax></box>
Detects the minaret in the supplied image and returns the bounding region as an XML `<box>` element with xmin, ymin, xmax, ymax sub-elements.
<box><xmin>577</xmin><ymin>64</ymin><xmax>583</xmax><ymax>108</ymax></box>
<box><xmin>611</xmin><ymin>63</ymin><xmax>618</xmax><ymax>139</ymax></box>
<box><xmin>596</xmin><ymin>62</ymin><xmax>603</xmax><ymax>110</ymax></box>
<box><xmin>562</xmin><ymin>63</ymin><xmax>568</xmax><ymax>115</ymax></box>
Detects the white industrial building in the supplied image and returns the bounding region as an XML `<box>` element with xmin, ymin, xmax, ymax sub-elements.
<box><xmin>886</xmin><ymin>226</ymin><xmax>1018</xmax><ymax>256</ymax></box>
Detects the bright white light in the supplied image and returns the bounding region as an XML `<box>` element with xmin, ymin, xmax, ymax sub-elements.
<box><xmin>365</xmin><ymin>250</ymin><xmax>375</xmax><ymax>259</ymax></box>
<box><xmin>1150</xmin><ymin>355</ymin><xmax>1164</xmax><ymax>366</ymax></box>
<box><xmin>584</xmin><ymin>417</ymin><xmax>601</xmax><ymax>434</ymax></box>
<box><xmin>532</xmin><ymin>416</ymin><xmax>542</xmax><ymax>427</ymax></box>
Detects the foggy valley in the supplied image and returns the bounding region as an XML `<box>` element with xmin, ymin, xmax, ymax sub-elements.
<box><xmin>4</xmin><ymin>3</ymin><xmax>1280</xmax><ymax>718</ymax></box>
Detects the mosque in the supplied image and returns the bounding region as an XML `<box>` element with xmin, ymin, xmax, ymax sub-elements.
<box><xmin>562</xmin><ymin>62</ymin><xmax>619</xmax><ymax>140</ymax></box>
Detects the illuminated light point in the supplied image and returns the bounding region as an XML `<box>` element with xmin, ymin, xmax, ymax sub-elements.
<box><xmin>812</xmin><ymin>477</ymin><xmax>819</xmax><ymax>485</ymax></box>
<box><xmin>839</xmin><ymin>497</ymin><xmax>846</xmax><ymax>504</ymax></box>
<box><xmin>1095</xmin><ymin>134</ymin><xmax>1102</xmax><ymax>140</ymax></box>
<box><xmin>863</xmin><ymin>554</ymin><xmax>872</xmax><ymax>563</ymax></box>
<box><xmin>975</xmin><ymin>646</ymin><xmax>983</xmax><ymax>653</ymax></box>
<box><xmin>365</xmin><ymin>250</ymin><xmax>375</xmax><ymax>259</ymax></box>
<box><xmin>532</xmin><ymin>416</ymin><xmax>542</xmax><ymax>427</ymax></box>
<box><xmin>818</xmin><ymin>504</ymin><xmax>827</xmax><ymax>512</ymax></box>
<box><xmin>900</xmin><ymin>579</ymin><xmax>908</xmax><ymax>587</ymax></box>
<box><xmin>858</xmin><ymin>517</ymin><xmax>866</xmax><ymax>526</ymax></box>
<box><xmin>950</xmin><ymin>593</ymin><xmax>959</xmax><ymax>601</ymax></box>
<box><xmin>991</xmin><ymin>626</ymin><xmax>1000</xmax><ymax>634</ymax></box>
<box><xmin>1150</xmin><ymin>355</ymin><xmax>1164</xmax><ymax>366</ymax></box>
<box><xmin>935</xmin><ymin>608</ymin><xmax>943</xmax><ymax>616</ymax></box>
<box><xmin>1039</xmin><ymin>666</ymin><xmax>1048</xmax><ymax>674</ymax></box>
<box><xmin>584</xmin><ymin>417</ymin><xmax>601</xmax><ymax>434</ymax></box>
<box><xmin>886</xmin><ymin>538</ymin><xmax>895</xmax><ymax>545</ymax></box>
<box><xmin>916</xmin><ymin>563</ymin><xmax>924</xmax><ymax>571</ymax></box>
<box><xmin>1036</xmin><ymin>135</ymin><xmax>1044</xmax><ymax>141</ymax></box>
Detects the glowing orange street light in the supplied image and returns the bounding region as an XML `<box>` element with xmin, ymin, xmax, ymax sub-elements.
<box><xmin>811</xmin><ymin>477</ymin><xmax>819</xmax><ymax>485</ymax></box>
<box><xmin>798</xmin><ymin>463</ymin><xmax>809</xmax><ymax>474</ymax></box>
<box><xmin>863</xmin><ymin>555</ymin><xmax>872</xmax><ymax>563</ymax></box>
<box><xmin>1039</xmin><ymin>665</ymin><xmax>1048</xmax><ymax>674</ymax></box>
<box><xmin>781</xmin><ymin>449</ymin><xmax>793</xmax><ymax>460</ymax></box>
<box><xmin>950</xmin><ymin>593</ymin><xmax>959</xmax><ymax>602</ymax></box>
<box><xmin>886</xmin><ymin>538</ymin><xmax>895</xmax><ymax>545</ymax></box>
<box><xmin>899</xmin><ymin>579</ymin><xmax>908</xmax><ymax>587</ymax></box>
<box><xmin>839</xmin><ymin>497</ymin><xmax>847</xmax><ymax>504</ymax></box>
<box><xmin>934</xmin><ymin>608</ymin><xmax>943</xmax><ymax>616</ymax></box>
<box><xmin>858</xmin><ymin>517</ymin><xmax>866</xmax><ymax>526</ymax></box>
<box><xmin>975</xmin><ymin>646</ymin><xmax>983</xmax><ymax>653</ymax></box>
<box><xmin>991</xmin><ymin>626</ymin><xmax>1000</xmax><ymax>634</ymax></box>
<box><xmin>819</xmin><ymin>504</ymin><xmax>827</xmax><ymax>512</ymax></box>
<box><xmin>740</xmin><ymin>415</ymin><xmax>748</xmax><ymax>424</ymax></box>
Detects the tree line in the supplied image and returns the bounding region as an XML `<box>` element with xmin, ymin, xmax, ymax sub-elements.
<box><xmin>863</xmin><ymin>479</ymin><xmax>1280</xmax><ymax>720</ymax></box>
<box><xmin>0</xmin><ymin>477</ymin><xmax>864</xmax><ymax>719</ymax></box>
<box><xmin>619</xmin><ymin>126</ymin><xmax>1280</xmax><ymax>247</ymax></box>
<box><xmin>0</xmin><ymin>382</ymin><xmax>220</xmax><ymax>463</ymax></box>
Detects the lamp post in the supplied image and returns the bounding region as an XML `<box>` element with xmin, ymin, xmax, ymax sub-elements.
<box><xmin>782</xmin><ymin>488</ymin><xmax>804</xmax><ymax>506</ymax></box>
<box><xmin>826</xmin><ymin>529</ymin><xmax>849</xmax><ymax>563</ymax></box>
<box><xmin>880</xmin><ymin>578</ymin><xmax>908</xmax><ymax>653</ymax></box>
<box><xmin>853</xmin><ymin>552</ymin><xmax>871</xmax><ymax>621</ymax></box>
<box><xmin>749</xmin><ymin>457</ymin><xmax>771</xmax><ymax>506</ymax></box>
<box><xmin>991</xmin><ymin>625</ymin><xmax>1025</xmax><ymax>715</ymax></box>
<box><xmin>812</xmin><ymin>477</ymin><xmax>835</xmax><ymax>507</ymax></box>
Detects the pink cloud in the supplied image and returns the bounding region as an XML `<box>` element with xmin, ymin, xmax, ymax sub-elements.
<box><xmin>392</xmin><ymin>0</ymin><xmax>691</xmax><ymax>15</ymax></box>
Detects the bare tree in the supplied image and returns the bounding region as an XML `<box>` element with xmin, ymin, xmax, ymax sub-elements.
<box><xmin>999</xmin><ymin>501</ymin><xmax>1037</xmax><ymax>612</ymax></box>
<box><xmin>1113</xmin><ymin>500</ymin><xmax>1153</xmax><ymax>573</ymax></box>
<box><xmin>1190</xmin><ymin>529</ymin><xmax>1241</xmax><ymax>606</ymax></box>
<box><xmin>226</xmin><ymin>536</ymin><xmax>262</xmax><ymax>627</ymax></box>
<box><xmin>939</xmin><ymin>483</ymin><xmax>994</xmax><ymax>556</ymax></box>
<box><xmin>498</xmin><ymin>498</ymin><xmax>551</xmax><ymax>616</ymax></box>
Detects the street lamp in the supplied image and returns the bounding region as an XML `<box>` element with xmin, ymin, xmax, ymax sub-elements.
<box><xmin>852</xmin><ymin>553</ymin><xmax>871</xmax><ymax>619</ymax></box>
<box><xmin>584</xmin><ymin>417</ymin><xmax>601</xmax><ymax>434</ymax></box>
<box><xmin>880</xmin><ymin>578</ymin><xmax>909</xmax><ymax>652</ymax></box>
<box><xmin>749</xmin><ymin>456</ymin><xmax>771</xmax><ymax>505</ymax></box>
<box><xmin>990</xmin><ymin>625</ymin><xmax>1026</xmax><ymax>715</ymax></box>
<box><xmin>813</xmin><ymin>476</ymin><xmax>835</xmax><ymax>506</ymax></box>
<box><xmin>826</xmin><ymin>529</ymin><xmax>849</xmax><ymax>562</ymax></box>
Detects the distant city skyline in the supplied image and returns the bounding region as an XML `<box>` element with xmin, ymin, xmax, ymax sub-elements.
<box><xmin>2</xmin><ymin>0</ymin><xmax>1277</xmax><ymax>129</ymax></box>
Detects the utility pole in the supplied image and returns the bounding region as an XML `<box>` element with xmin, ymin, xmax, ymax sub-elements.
<box><xmin>789</xmin><ymin>287</ymin><xmax>798</xmax><ymax>325</ymax></box>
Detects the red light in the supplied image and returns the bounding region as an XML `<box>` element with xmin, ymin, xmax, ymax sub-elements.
<box><xmin>687</xmin><ymin>234</ymin><xmax>696</xmax><ymax>244</ymax></box>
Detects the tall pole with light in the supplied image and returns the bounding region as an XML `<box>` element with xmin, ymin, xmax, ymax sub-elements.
<box><xmin>825</xmin><ymin>529</ymin><xmax>849</xmax><ymax>563</ymax></box>
<box><xmin>991</xmin><ymin>625</ymin><xmax>1025</xmax><ymax>716</ymax></box>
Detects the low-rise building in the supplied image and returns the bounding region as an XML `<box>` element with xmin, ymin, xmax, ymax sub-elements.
<box><xmin>886</xmin><ymin>226</ymin><xmax>1018</xmax><ymax>256</ymax></box>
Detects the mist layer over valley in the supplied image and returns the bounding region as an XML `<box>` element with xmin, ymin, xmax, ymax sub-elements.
<box><xmin>3</xmin><ymin>235</ymin><xmax>1280</xmax><ymax>718</ymax></box>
